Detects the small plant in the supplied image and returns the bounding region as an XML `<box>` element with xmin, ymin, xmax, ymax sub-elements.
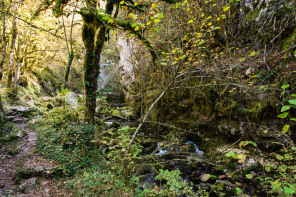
<box><xmin>256</xmin><ymin>146</ymin><xmax>296</xmax><ymax>196</ymax></box>
<box><xmin>278</xmin><ymin>84</ymin><xmax>296</xmax><ymax>135</ymax></box>
<box><xmin>150</xmin><ymin>169</ymin><xmax>194</xmax><ymax>196</ymax></box>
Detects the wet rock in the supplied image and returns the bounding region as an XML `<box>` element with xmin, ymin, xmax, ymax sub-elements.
<box><xmin>17</xmin><ymin>177</ymin><xmax>38</xmax><ymax>192</ymax></box>
<box><xmin>181</xmin><ymin>143</ymin><xmax>196</xmax><ymax>152</ymax></box>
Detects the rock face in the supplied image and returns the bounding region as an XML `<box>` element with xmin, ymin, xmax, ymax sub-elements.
<box><xmin>117</xmin><ymin>31</ymin><xmax>139</xmax><ymax>90</ymax></box>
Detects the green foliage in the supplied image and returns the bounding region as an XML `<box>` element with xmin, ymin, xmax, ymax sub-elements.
<box><xmin>64</xmin><ymin>165</ymin><xmax>140</xmax><ymax>196</ymax></box>
<box><xmin>278</xmin><ymin>84</ymin><xmax>296</xmax><ymax>135</ymax></box>
<box><xmin>150</xmin><ymin>169</ymin><xmax>194</xmax><ymax>196</ymax></box>
<box><xmin>256</xmin><ymin>146</ymin><xmax>296</xmax><ymax>196</ymax></box>
<box><xmin>34</xmin><ymin>106</ymin><xmax>145</xmax><ymax>195</ymax></box>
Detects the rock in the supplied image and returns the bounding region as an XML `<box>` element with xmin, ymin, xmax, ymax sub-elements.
<box><xmin>41</xmin><ymin>97</ymin><xmax>53</xmax><ymax>102</ymax></box>
<box><xmin>181</xmin><ymin>143</ymin><xmax>196</xmax><ymax>152</ymax></box>
<box><xmin>16</xmin><ymin>166</ymin><xmax>52</xmax><ymax>180</ymax></box>
<box><xmin>12</xmin><ymin>117</ymin><xmax>29</xmax><ymax>123</ymax></box>
<box><xmin>64</xmin><ymin>92</ymin><xmax>78</xmax><ymax>109</ymax></box>
<box><xmin>110</xmin><ymin>121</ymin><xmax>121</xmax><ymax>128</ymax></box>
<box><xmin>18</xmin><ymin>177</ymin><xmax>38</xmax><ymax>192</ymax></box>
<box><xmin>54</xmin><ymin>96</ymin><xmax>64</xmax><ymax>107</ymax></box>
<box><xmin>17</xmin><ymin>130</ymin><xmax>27</xmax><ymax>138</ymax></box>
<box><xmin>6</xmin><ymin>116</ymin><xmax>15</xmax><ymax>121</ymax></box>
<box><xmin>7</xmin><ymin>106</ymin><xmax>38</xmax><ymax>118</ymax></box>
<box><xmin>27</xmin><ymin>100</ymin><xmax>36</xmax><ymax>107</ymax></box>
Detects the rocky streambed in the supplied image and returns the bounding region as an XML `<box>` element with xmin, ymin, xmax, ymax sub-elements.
<box><xmin>98</xmin><ymin>92</ymin><xmax>267</xmax><ymax>196</ymax></box>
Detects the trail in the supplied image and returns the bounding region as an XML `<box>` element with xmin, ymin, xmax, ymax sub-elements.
<box><xmin>0</xmin><ymin>107</ymin><xmax>55</xmax><ymax>196</ymax></box>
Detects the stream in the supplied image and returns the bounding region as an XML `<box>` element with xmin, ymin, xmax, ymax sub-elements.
<box><xmin>69</xmin><ymin>90</ymin><xmax>264</xmax><ymax>196</ymax></box>
<box><xmin>99</xmin><ymin>92</ymin><xmax>223</xmax><ymax>194</ymax></box>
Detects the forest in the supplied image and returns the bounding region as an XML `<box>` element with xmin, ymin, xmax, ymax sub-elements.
<box><xmin>0</xmin><ymin>0</ymin><xmax>296</xmax><ymax>196</ymax></box>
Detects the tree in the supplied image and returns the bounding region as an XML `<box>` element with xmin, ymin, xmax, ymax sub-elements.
<box><xmin>36</xmin><ymin>0</ymin><xmax>178</xmax><ymax>124</ymax></box>
<box><xmin>0</xmin><ymin>0</ymin><xmax>7</xmax><ymax>81</ymax></box>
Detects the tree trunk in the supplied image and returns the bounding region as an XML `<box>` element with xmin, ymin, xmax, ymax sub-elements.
<box><xmin>0</xmin><ymin>95</ymin><xmax>5</xmax><ymax>124</ymax></box>
<box><xmin>0</xmin><ymin>0</ymin><xmax>6</xmax><ymax>81</ymax></box>
<box><xmin>82</xmin><ymin>24</ymin><xmax>95</xmax><ymax>124</ymax></box>
<box><xmin>82</xmin><ymin>21</ymin><xmax>107</xmax><ymax>124</ymax></box>
<box><xmin>63</xmin><ymin>5</ymin><xmax>77</xmax><ymax>88</ymax></box>
<box><xmin>7</xmin><ymin>9</ymin><xmax>17</xmax><ymax>88</ymax></box>
<box><xmin>14</xmin><ymin>62</ymin><xmax>21</xmax><ymax>89</ymax></box>
<box><xmin>63</xmin><ymin>53</ymin><xmax>74</xmax><ymax>88</ymax></box>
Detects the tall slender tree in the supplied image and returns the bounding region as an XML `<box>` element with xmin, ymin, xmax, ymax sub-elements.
<box><xmin>0</xmin><ymin>0</ymin><xmax>6</xmax><ymax>81</ymax></box>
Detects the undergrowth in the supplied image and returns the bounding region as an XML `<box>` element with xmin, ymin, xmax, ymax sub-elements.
<box><xmin>31</xmin><ymin>95</ymin><xmax>199</xmax><ymax>196</ymax></box>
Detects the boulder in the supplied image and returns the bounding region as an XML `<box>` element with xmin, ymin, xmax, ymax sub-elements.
<box><xmin>17</xmin><ymin>177</ymin><xmax>38</xmax><ymax>192</ymax></box>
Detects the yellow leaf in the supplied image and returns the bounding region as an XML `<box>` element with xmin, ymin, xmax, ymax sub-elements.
<box><xmin>249</xmin><ymin>51</ymin><xmax>256</xmax><ymax>56</ymax></box>
<box><xmin>223</xmin><ymin>5</ymin><xmax>230</xmax><ymax>12</ymax></box>
<box><xmin>108</xmin><ymin>19</ymin><xmax>114</xmax><ymax>24</ymax></box>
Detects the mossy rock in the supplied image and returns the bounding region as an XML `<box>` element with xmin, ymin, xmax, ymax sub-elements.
<box><xmin>14</xmin><ymin>166</ymin><xmax>52</xmax><ymax>184</ymax></box>
<box><xmin>110</xmin><ymin>121</ymin><xmax>121</xmax><ymax>128</ymax></box>
<box><xmin>282</xmin><ymin>27</ymin><xmax>296</xmax><ymax>49</ymax></box>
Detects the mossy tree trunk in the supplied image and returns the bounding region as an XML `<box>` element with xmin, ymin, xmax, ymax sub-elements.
<box><xmin>81</xmin><ymin>0</ymin><xmax>111</xmax><ymax>124</ymax></box>
<box><xmin>7</xmin><ymin>6</ymin><xmax>17</xmax><ymax>89</ymax></box>
<box><xmin>0</xmin><ymin>0</ymin><xmax>7</xmax><ymax>81</ymax></box>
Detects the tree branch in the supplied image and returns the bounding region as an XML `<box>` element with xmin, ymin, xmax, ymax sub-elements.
<box><xmin>1</xmin><ymin>10</ymin><xmax>64</xmax><ymax>39</ymax></box>
<box><xmin>125</xmin><ymin>76</ymin><xmax>176</xmax><ymax>155</ymax></box>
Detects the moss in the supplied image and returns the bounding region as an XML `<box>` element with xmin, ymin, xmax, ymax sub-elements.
<box><xmin>282</xmin><ymin>27</ymin><xmax>296</xmax><ymax>51</ymax></box>
<box><xmin>0</xmin><ymin>134</ymin><xmax>19</xmax><ymax>143</ymax></box>
<box><xmin>8</xmin><ymin>146</ymin><xmax>19</xmax><ymax>155</ymax></box>
<box><xmin>52</xmin><ymin>0</ymin><xmax>69</xmax><ymax>17</ymax></box>
<box><xmin>246</xmin><ymin>8</ymin><xmax>260</xmax><ymax>21</ymax></box>
<box><xmin>110</xmin><ymin>121</ymin><xmax>121</xmax><ymax>128</ymax></box>
<box><xmin>238</xmin><ymin>102</ymin><xmax>263</xmax><ymax>118</ymax></box>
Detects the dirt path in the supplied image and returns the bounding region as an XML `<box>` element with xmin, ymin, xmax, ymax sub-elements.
<box><xmin>0</xmin><ymin>108</ymin><xmax>56</xmax><ymax>196</ymax></box>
